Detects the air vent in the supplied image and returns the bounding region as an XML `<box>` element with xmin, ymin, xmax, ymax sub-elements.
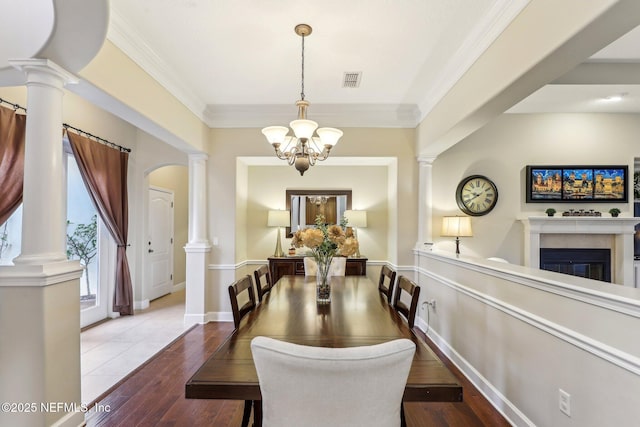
<box><xmin>343</xmin><ymin>72</ymin><xmax>362</xmax><ymax>88</ymax></box>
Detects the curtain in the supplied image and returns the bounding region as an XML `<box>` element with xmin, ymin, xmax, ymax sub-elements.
<box><xmin>67</xmin><ymin>131</ymin><xmax>134</xmax><ymax>315</ymax></box>
<box><xmin>0</xmin><ymin>106</ymin><xmax>26</xmax><ymax>225</ymax></box>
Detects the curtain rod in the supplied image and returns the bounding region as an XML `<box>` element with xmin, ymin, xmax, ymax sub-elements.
<box><xmin>0</xmin><ymin>97</ymin><xmax>130</xmax><ymax>153</ymax></box>
<box><xmin>0</xmin><ymin>97</ymin><xmax>27</xmax><ymax>113</ymax></box>
<box><xmin>63</xmin><ymin>123</ymin><xmax>131</xmax><ymax>153</ymax></box>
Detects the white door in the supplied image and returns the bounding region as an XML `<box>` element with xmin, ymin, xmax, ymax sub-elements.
<box><xmin>147</xmin><ymin>187</ymin><xmax>174</xmax><ymax>301</ymax></box>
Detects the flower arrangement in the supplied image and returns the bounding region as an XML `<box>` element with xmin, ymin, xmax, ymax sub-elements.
<box><xmin>291</xmin><ymin>214</ymin><xmax>359</xmax><ymax>302</ymax></box>
<box><xmin>291</xmin><ymin>214</ymin><xmax>359</xmax><ymax>263</ymax></box>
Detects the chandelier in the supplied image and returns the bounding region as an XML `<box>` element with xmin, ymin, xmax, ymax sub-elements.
<box><xmin>261</xmin><ymin>24</ymin><xmax>343</xmax><ymax>176</ymax></box>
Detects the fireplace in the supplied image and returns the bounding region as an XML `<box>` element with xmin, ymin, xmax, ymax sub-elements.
<box><xmin>540</xmin><ymin>248</ymin><xmax>611</xmax><ymax>282</ymax></box>
<box><xmin>520</xmin><ymin>216</ymin><xmax>639</xmax><ymax>287</ymax></box>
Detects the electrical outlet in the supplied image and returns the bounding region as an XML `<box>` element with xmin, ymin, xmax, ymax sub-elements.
<box><xmin>425</xmin><ymin>299</ymin><xmax>436</xmax><ymax>309</ymax></box>
<box><xmin>559</xmin><ymin>389</ymin><xmax>571</xmax><ymax>417</ymax></box>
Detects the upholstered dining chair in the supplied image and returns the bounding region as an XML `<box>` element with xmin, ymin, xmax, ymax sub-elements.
<box><xmin>378</xmin><ymin>265</ymin><xmax>397</xmax><ymax>304</ymax></box>
<box><xmin>303</xmin><ymin>256</ymin><xmax>347</xmax><ymax>277</ymax></box>
<box><xmin>393</xmin><ymin>276</ymin><xmax>421</xmax><ymax>329</ymax></box>
<box><xmin>253</xmin><ymin>264</ymin><xmax>273</xmax><ymax>302</ymax></box>
<box><xmin>251</xmin><ymin>336</ymin><xmax>416</xmax><ymax>427</ymax></box>
<box><xmin>228</xmin><ymin>275</ymin><xmax>257</xmax><ymax>427</ymax></box>
<box><xmin>303</xmin><ymin>256</ymin><xmax>318</xmax><ymax>276</ymax></box>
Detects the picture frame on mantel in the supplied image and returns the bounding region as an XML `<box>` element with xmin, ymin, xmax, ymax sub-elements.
<box><xmin>526</xmin><ymin>165</ymin><xmax>628</xmax><ymax>203</ymax></box>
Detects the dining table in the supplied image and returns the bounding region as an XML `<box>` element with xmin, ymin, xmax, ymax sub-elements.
<box><xmin>185</xmin><ymin>274</ymin><xmax>463</xmax><ymax>423</ymax></box>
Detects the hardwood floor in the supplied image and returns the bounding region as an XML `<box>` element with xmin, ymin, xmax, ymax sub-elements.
<box><xmin>84</xmin><ymin>322</ymin><xmax>511</xmax><ymax>426</ymax></box>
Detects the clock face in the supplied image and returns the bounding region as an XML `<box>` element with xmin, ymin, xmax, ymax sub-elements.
<box><xmin>456</xmin><ymin>175</ymin><xmax>498</xmax><ymax>216</ymax></box>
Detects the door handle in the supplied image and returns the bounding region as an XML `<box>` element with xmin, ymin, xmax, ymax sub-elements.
<box><xmin>148</xmin><ymin>249</ymin><xmax>154</xmax><ymax>253</ymax></box>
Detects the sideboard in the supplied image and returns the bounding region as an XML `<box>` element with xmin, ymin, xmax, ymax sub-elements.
<box><xmin>268</xmin><ymin>256</ymin><xmax>368</xmax><ymax>283</ymax></box>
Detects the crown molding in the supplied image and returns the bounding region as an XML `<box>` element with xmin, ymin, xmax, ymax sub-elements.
<box><xmin>106</xmin><ymin>9</ymin><xmax>207</xmax><ymax>123</ymax></box>
<box><xmin>417</xmin><ymin>0</ymin><xmax>531</xmax><ymax>121</ymax></box>
<box><xmin>203</xmin><ymin>103</ymin><xmax>420</xmax><ymax>128</ymax></box>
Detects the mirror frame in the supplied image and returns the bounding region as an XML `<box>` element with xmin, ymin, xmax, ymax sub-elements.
<box><xmin>285</xmin><ymin>189</ymin><xmax>352</xmax><ymax>237</ymax></box>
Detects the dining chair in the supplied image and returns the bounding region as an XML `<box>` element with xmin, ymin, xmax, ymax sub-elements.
<box><xmin>393</xmin><ymin>276</ymin><xmax>421</xmax><ymax>329</ymax></box>
<box><xmin>251</xmin><ymin>336</ymin><xmax>416</xmax><ymax>427</ymax></box>
<box><xmin>378</xmin><ymin>265</ymin><xmax>397</xmax><ymax>304</ymax></box>
<box><xmin>228</xmin><ymin>275</ymin><xmax>257</xmax><ymax>427</ymax></box>
<box><xmin>253</xmin><ymin>264</ymin><xmax>273</xmax><ymax>302</ymax></box>
<box><xmin>329</xmin><ymin>256</ymin><xmax>347</xmax><ymax>277</ymax></box>
<box><xmin>303</xmin><ymin>257</ymin><xmax>318</xmax><ymax>276</ymax></box>
<box><xmin>304</xmin><ymin>257</ymin><xmax>347</xmax><ymax>277</ymax></box>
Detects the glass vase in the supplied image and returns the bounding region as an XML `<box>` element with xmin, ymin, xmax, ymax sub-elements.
<box><xmin>316</xmin><ymin>257</ymin><xmax>332</xmax><ymax>304</ymax></box>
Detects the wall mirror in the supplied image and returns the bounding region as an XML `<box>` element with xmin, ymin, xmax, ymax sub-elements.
<box><xmin>285</xmin><ymin>189</ymin><xmax>352</xmax><ymax>237</ymax></box>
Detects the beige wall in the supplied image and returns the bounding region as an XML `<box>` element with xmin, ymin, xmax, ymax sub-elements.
<box><xmin>432</xmin><ymin>113</ymin><xmax>640</xmax><ymax>264</ymax></box>
<box><xmin>245</xmin><ymin>165</ymin><xmax>389</xmax><ymax>263</ymax></box>
<box><xmin>149</xmin><ymin>166</ymin><xmax>189</xmax><ymax>286</ymax></box>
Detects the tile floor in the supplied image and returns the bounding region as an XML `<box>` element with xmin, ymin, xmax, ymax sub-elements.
<box><xmin>80</xmin><ymin>290</ymin><xmax>190</xmax><ymax>405</ymax></box>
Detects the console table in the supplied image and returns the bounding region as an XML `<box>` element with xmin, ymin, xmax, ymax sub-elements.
<box><xmin>268</xmin><ymin>256</ymin><xmax>367</xmax><ymax>283</ymax></box>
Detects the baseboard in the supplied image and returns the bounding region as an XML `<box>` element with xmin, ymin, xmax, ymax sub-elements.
<box><xmin>416</xmin><ymin>318</ymin><xmax>533</xmax><ymax>427</ymax></box>
<box><xmin>49</xmin><ymin>409</ymin><xmax>85</xmax><ymax>427</ymax></box>
<box><xmin>184</xmin><ymin>311</ymin><xmax>233</xmax><ymax>325</ymax></box>
<box><xmin>134</xmin><ymin>299</ymin><xmax>149</xmax><ymax>310</ymax></box>
<box><xmin>172</xmin><ymin>281</ymin><xmax>186</xmax><ymax>292</ymax></box>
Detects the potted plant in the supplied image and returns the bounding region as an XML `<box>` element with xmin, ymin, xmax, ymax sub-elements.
<box><xmin>609</xmin><ymin>208</ymin><xmax>621</xmax><ymax>217</ymax></box>
<box><xmin>545</xmin><ymin>208</ymin><xmax>556</xmax><ymax>217</ymax></box>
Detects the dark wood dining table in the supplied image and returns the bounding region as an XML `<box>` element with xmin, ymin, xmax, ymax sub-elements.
<box><xmin>185</xmin><ymin>275</ymin><xmax>462</xmax><ymax>415</ymax></box>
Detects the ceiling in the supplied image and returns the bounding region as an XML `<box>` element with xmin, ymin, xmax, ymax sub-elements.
<box><xmin>107</xmin><ymin>0</ymin><xmax>640</xmax><ymax>129</ymax></box>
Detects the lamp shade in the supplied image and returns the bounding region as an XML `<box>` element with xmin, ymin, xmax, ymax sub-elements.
<box><xmin>316</xmin><ymin>127</ymin><xmax>343</xmax><ymax>147</ymax></box>
<box><xmin>344</xmin><ymin>210</ymin><xmax>367</xmax><ymax>228</ymax></box>
<box><xmin>261</xmin><ymin>126</ymin><xmax>289</xmax><ymax>145</ymax></box>
<box><xmin>441</xmin><ymin>216</ymin><xmax>472</xmax><ymax>237</ymax></box>
<box><xmin>268</xmin><ymin>210</ymin><xmax>291</xmax><ymax>227</ymax></box>
<box><xmin>289</xmin><ymin>119</ymin><xmax>318</xmax><ymax>139</ymax></box>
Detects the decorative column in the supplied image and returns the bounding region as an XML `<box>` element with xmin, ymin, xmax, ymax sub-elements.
<box><xmin>0</xmin><ymin>59</ymin><xmax>84</xmax><ymax>427</ymax></box>
<box><xmin>184</xmin><ymin>153</ymin><xmax>211</xmax><ymax>325</ymax></box>
<box><xmin>10</xmin><ymin>59</ymin><xmax>77</xmax><ymax>265</ymax></box>
<box><xmin>417</xmin><ymin>156</ymin><xmax>437</xmax><ymax>249</ymax></box>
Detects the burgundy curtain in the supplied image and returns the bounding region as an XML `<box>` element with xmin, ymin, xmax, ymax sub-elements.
<box><xmin>0</xmin><ymin>106</ymin><xmax>26</xmax><ymax>225</ymax></box>
<box><xmin>67</xmin><ymin>131</ymin><xmax>134</xmax><ymax>315</ymax></box>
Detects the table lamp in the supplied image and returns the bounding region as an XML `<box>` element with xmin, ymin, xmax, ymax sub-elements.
<box><xmin>268</xmin><ymin>210</ymin><xmax>290</xmax><ymax>257</ymax></box>
<box><xmin>441</xmin><ymin>216</ymin><xmax>472</xmax><ymax>255</ymax></box>
<box><xmin>344</xmin><ymin>210</ymin><xmax>367</xmax><ymax>258</ymax></box>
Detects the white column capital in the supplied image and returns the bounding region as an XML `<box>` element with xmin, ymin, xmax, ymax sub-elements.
<box><xmin>417</xmin><ymin>155</ymin><xmax>437</xmax><ymax>165</ymax></box>
<box><xmin>9</xmin><ymin>58</ymin><xmax>78</xmax><ymax>87</ymax></box>
<box><xmin>189</xmin><ymin>152</ymin><xmax>209</xmax><ymax>162</ymax></box>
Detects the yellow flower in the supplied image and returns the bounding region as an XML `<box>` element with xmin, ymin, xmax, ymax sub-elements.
<box><xmin>301</xmin><ymin>228</ymin><xmax>324</xmax><ymax>248</ymax></box>
<box><xmin>327</xmin><ymin>225</ymin><xmax>345</xmax><ymax>245</ymax></box>
<box><xmin>340</xmin><ymin>237</ymin><xmax>359</xmax><ymax>257</ymax></box>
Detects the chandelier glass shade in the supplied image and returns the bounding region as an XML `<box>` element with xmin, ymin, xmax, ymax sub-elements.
<box><xmin>261</xmin><ymin>24</ymin><xmax>343</xmax><ymax>176</ymax></box>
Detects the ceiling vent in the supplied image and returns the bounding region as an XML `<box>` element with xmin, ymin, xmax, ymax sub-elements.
<box><xmin>343</xmin><ymin>72</ymin><xmax>362</xmax><ymax>88</ymax></box>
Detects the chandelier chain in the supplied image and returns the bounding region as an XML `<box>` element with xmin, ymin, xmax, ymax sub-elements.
<box><xmin>300</xmin><ymin>32</ymin><xmax>305</xmax><ymax>101</ymax></box>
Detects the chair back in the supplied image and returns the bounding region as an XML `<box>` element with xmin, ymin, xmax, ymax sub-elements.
<box><xmin>393</xmin><ymin>276</ymin><xmax>420</xmax><ymax>328</ymax></box>
<box><xmin>251</xmin><ymin>336</ymin><xmax>415</xmax><ymax>427</ymax></box>
<box><xmin>329</xmin><ymin>257</ymin><xmax>347</xmax><ymax>277</ymax></box>
<box><xmin>303</xmin><ymin>257</ymin><xmax>317</xmax><ymax>276</ymax></box>
<box><xmin>254</xmin><ymin>264</ymin><xmax>273</xmax><ymax>302</ymax></box>
<box><xmin>378</xmin><ymin>265</ymin><xmax>397</xmax><ymax>304</ymax></box>
<box><xmin>228</xmin><ymin>275</ymin><xmax>256</xmax><ymax>329</ymax></box>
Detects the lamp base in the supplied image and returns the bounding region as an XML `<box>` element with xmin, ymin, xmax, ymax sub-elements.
<box><xmin>273</xmin><ymin>227</ymin><xmax>285</xmax><ymax>257</ymax></box>
<box><xmin>455</xmin><ymin>237</ymin><xmax>461</xmax><ymax>256</ymax></box>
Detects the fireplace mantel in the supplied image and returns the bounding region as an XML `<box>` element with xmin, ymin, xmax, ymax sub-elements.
<box><xmin>519</xmin><ymin>216</ymin><xmax>640</xmax><ymax>287</ymax></box>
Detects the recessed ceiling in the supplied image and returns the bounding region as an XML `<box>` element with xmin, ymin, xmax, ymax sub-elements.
<box><xmin>107</xmin><ymin>1</ymin><xmax>640</xmax><ymax>128</ymax></box>
<box><xmin>108</xmin><ymin>0</ymin><xmax>528</xmax><ymax>127</ymax></box>
<box><xmin>508</xmin><ymin>24</ymin><xmax>640</xmax><ymax>114</ymax></box>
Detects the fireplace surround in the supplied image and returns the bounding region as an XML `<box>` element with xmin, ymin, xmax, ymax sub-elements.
<box><xmin>520</xmin><ymin>216</ymin><xmax>639</xmax><ymax>287</ymax></box>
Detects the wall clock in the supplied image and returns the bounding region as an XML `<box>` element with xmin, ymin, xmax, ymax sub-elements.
<box><xmin>455</xmin><ymin>175</ymin><xmax>498</xmax><ymax>216</ymax></box>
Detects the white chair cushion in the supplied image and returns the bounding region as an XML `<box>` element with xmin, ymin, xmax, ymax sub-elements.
<box><xmin>251</xmin><ymin>336</ymin><xmax>416</xmax><ymax>427</ymax></box>
<box><xmin>304</xmin><ymin>257</ymin><xmax>346</xmax><ymax>277</ymax></box>
<box><xmin>303</xmin><ymin>257</ymin><xmax>318</xmax><ymax>276</ymax></box>
<box><xmin>329</xmin><ymin>257</ymin><xmax>346</xmax><ymax>277</ymax></box>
